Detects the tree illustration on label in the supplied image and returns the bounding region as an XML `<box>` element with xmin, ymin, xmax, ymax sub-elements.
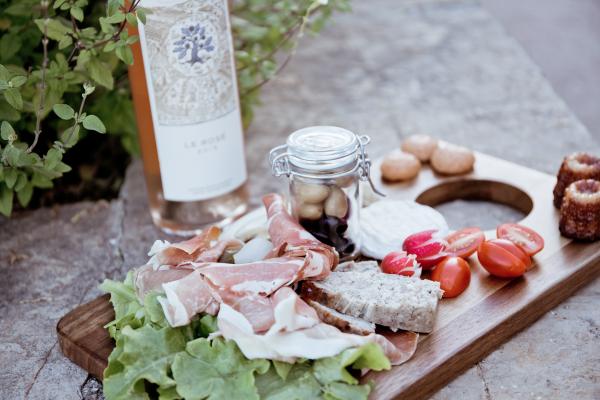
<box><xmin>173</xmin><ymin>24</ymin><xmax>215</xmax><ymax>65</ymax></box>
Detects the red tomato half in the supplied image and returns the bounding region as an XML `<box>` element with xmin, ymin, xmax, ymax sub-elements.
<box><xmin>477</xmin><ymin>239</ymin><xmax>528</xmax><ymax>278</ymax></box>
<box><xmin>497</xmin><ymin>223</ymin><xmax>544</xmax><ymax>256</ymax></box>
<box><xmin>490</xmin><ymin>238</ymin><xmax>532</xmax><ymax>270</ymax></box>
<box><xmin>444</xmin><ymin>227</ymin><xmax>485</xmax><ymax>258</ymax></box>
<box><xmin>430</xmin><ymin>257</ymin><xmax>471</xmax><ymax>298</ymax></box>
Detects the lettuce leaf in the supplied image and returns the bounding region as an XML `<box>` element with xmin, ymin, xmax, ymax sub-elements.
<box><xmin>313</xmin><ymin>342</ymin><xmax>390</xmax><ymax>385</ymax></box>
<box><xmin>101</xmin><ymin>276</ymin><xmax>391</xmax><ymax>400</ymax></box>
<box><xmin>103</xmin><ymin>325</ymin><xmax>186</xmax><ymax>400</ymax></box>
<box><xmin>172</xmin><ymin>337</ymin><xmax>269</xmax><ymax>400</ymax></box>
<box><xmin>255</xmin><ymin>362</ymin><xmax>322</xmax><ymax>400</ymax></box>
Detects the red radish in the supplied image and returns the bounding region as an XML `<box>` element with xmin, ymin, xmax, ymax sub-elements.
<box><xmin>402</xmin><ymin>229</ymin><xmax>448</xmax><ymax>269</ymax></box>
<box><xmin>381</xmin><ymin>251</ymin><xmax>422</xmax><ymax>277</ymax></box>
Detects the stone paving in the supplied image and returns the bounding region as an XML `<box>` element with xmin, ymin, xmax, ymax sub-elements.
<box><xmin>1</xmin><ymin>0</ymin><xmax>598</xmax><ymax>399</ymax></box>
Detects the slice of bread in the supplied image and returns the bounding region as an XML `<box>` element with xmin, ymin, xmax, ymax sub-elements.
<box><xmin>301</xmin><ymin>263</ymin><xmax>443</xmax><ymax>333</ymax></box>
<box><xmin>307</xmin><ymin>299</ymin><xmax>376</xmax><ymax>335</ymax></box>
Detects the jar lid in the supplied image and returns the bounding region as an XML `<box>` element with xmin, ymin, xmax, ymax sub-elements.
<box><xmin>286</xmin><ymin>126</ymin><xmax>362</xmax><ymax>172</ymax></box>
<box><xmin>269</xmin><ymin>126</ymin><xmax>384</xmax><ymax>195</ymax></box>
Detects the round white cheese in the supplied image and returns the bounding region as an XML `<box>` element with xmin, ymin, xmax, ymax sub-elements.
<box><xmin>360</xmin><ymin>200</ymin><xmax>449</xmax><ymax>259</ymax></box>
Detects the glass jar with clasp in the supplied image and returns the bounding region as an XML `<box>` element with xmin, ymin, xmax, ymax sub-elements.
<box><xmin>269</xmin><ymin>126</ymin><xmax>381</xmax><ymax>261</ymax></box>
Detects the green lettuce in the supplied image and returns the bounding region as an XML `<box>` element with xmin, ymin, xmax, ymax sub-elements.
<box><xmin>101</xmin><ymin>276</ymin><xmax>391</xmax><ymax>400</ymax></box>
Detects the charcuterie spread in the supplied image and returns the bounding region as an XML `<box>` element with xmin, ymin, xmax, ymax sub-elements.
<box><xmin>95</xmin><ymin>129</ymin><xmax>600</xmax><ymax>400</ymax></box>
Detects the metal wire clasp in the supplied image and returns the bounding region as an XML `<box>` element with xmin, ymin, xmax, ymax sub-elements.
<box><xmin>269</xmin><ymin>144</ymin><xmax>291</xmax><ymax>177</ymax></box>
<box><xmin>357</xmin><ymin>135</ymin><xmax>386</xmax><ymax>197</ymax></box>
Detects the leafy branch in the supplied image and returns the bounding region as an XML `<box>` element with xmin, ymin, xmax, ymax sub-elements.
<box><xmin>0</xmin><ymin>0</ymin><xmax>349</xmax><ymax>216</ymax></box>
<box><xmin>0</xmin><ymin>0</ymin><xmax>146</xmax><ymax>216</ymax></box>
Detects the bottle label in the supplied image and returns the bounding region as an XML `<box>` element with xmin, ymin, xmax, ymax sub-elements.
<box><xmin>138</xmin><ymin>0</ymin><xmax>247</xmax><ymax>201</ymax></box>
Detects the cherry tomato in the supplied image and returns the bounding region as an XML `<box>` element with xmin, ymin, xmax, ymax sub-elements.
<box><xmin>444</xmin><ymin>227</ymin><xmax>485</xmax><ymax>258</ymax></box>
<box><xmin>490</xmin><ymin>238</ymin><xmax>532</xmax><ymax>270</ymax></box>
<box><xmin>497</xmin><ymin>223</ymin><xmax>544</xmax><ymax>256</ymax></box>
<box><xmin>381</xmin><ymin>251</ymin><xmax>421</xmax><ymax>277</ymax></box>
<box><xmin>402</xmin><ymin>229</ymin><xmax>447</xmax><ymax>269</ymax></box>
<box><xmin>430</xmin><ymin>257</ymin><xmax>471</xmax><ymax>298</ymax></box>
<box><xmin>477</xmin><ymin>239</ymin><xmax>528</xmax><ymax>278</ymax></box>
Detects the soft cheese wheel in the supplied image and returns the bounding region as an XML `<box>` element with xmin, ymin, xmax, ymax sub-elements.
<box><xmin>401</xmin><ymin>134</ymin><xmax>438</xmax><ymax>162</ymax></box>
<box><xmin>430</xmin><ymin>142</ymin><xmax>475</xmax><ymax>175</ymax></box>
<box><xmin>381</xmin><ymin>150</ymin><xmax>421</xmax><ymax>182</ymax></box>
<box><xmin>361</xmin><ymin>200</ymin><xmax>449</xmax><ymax>259</ymax></box>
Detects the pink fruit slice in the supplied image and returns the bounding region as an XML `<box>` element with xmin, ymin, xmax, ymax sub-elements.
<box><xmin>402</xmin><ymin>229</ymin><xmax>447</xmax><ymax>269</ymax></box>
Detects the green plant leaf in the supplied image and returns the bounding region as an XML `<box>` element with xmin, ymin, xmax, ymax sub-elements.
<box><xmin>1</xmin><ymin>121</ymin><xmax>15</xmax><ymax>140</ymax></box>
<box><xmin>34</xmin><ymin>19</ymin><xmax>70</xmax><ymax>41</ymax></box>
<box><xmin>9</xmin><ymin>76</ymin><xmax>27</xmax><ymax>88</ymax></box>
<box><xmin>313</xmin><ymin>343</ymin><xmax>390</xmax><ymax>386</ymax></box>
<box><xmin>103</xmin><ymin>325</ymin><xmax>187</xmax><ymax>399</ymax></box>
<box><xmin>16</xmin><ymin>181</ymin><xmax>33</xmax><ymax>208</ymax></box>
<box><xmin>44</xmin><ymin>148</ymin><xmax>62</xmax><ymax>169</ymax></box>
<box><xmin>87</xmin><ymin>58</ymin><xmax>114</xmax><ymax>89</ymax></box>
<box><xmin>58</xmin><ymin>35</ymin><xmax>73</xmax><ymax>50</ymax></box>
<box><xmin>0</xmin><ymin>34</ymin><xmax>22</xmax><ymax>62</ymax></box>
<box><xmin>0</xmin><ymin>65</ymin><xmax>9</xmax><ymax>81</ymax></box>
<box><xmin>115</xmin><ymin>46</ymin><xmax>134</xmax><ymax>65</ymax></box>
<box><xmin>31</xmin><ymin>172</ymin><xmax>53</xmax><ymax>189</ymax></box>
<box><xmin>83</xmin><ymin>115</ymin><xmax>106</xmax><ymax>133</ymax></box>
<box><xmin>3</xmin><ymin>145</ymin><xmax>22</xmax><ymax>167</ymax></box>
<box><xmin>14</xmin><ymin>172</ymin><xmax>27</xmax><ymax>192</ymax></box>
<box><xmin>70</xmin><ymin>7</ymin><xmax>84</xmax><ymax>22</ymax></box>
<box><xmin>53</xmin><ymin>104</ymin><xmax>75</xmax><ymax>120</ymax></box>
<box><xmin>171</xmin><ymin>338</ymin><xmax>270</xmax><ymax>400</ymax></box>
<box><xmin>4</xmin><ymin>88</ymin><xmax>23</xmax><ymax>110</ymax></box>
<box><xmin>4</xmin><ymin>168</ymin><xmax>18</xmax><ymax>188</ymax></box>
<box><xmin>0</xmin><ymin>184</ymin><xmax>13</xmax><ymax>216</ymax></box>
<box><xmin>255</xmin><ymin>363</ymin><xmax>323</xmax><ymax>400</ymax></box>
<box><xmin>61</xmin><ymin>125</ymin><xmax>80</xmax><ymax>148</ymax></box>
<box><xmin>126</xmin><ymin>13</ymin><xmax>137</xmax><ymax>27</ymax></box>
<box><xmin>53</xmin><ymin>0</ymin><xmax>69</xmax><ymax>9</ymax></box>
<box><xmin>136</xmin><ymin>8</ymin><xmax>147</xmax><ymax>24</ymax></box>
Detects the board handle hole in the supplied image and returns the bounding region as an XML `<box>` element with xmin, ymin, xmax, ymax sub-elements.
<box><xmin>416</xmin><ymin>180</ymin><xmax>534</xmax><ymax>229</ymax></box>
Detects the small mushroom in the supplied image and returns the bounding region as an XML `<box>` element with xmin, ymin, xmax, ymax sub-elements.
<box><xmin>401</xmin><ymin>134</ymin><xmax>439</xmax><ymax>162</ymax></box>
<box><xmin>293</xmin><ymin>181</ymin><xmax>330</xmax><ymax>204</ymax></box>
<box><xmin>380</xmin><ymin>150</ymin><xmax>421</xmax><ymax>181</ymax></box>
<box><xmin>430</xmin><ymin>142</ymin><xmax>475</xmax><ymax>175</ymax></box>
<box><xmin>324</xmin><ymin>186</ymin><xmax>349</xmax><ymax>219</ymax></box>
<box><xmin>298</xmin><ymin>202</ymin><xmax>324</xmax><ymax>220</ymax></box>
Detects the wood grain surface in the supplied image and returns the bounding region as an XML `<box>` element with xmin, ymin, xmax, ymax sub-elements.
<box><xmin>57</xmin><ymin>152</ymin><xmax>600</xmax><ymax>398</ymax></box>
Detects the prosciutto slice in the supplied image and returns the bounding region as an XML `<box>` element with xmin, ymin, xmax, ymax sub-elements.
<box><xmin>149</xmin><ymin>226</ymin><xmax>224</xmax><ymax>267</ymax></box>
<box><xmin>263</xmin><ymin>193</ymin><xmax>338</xmax><ymax>279</ymax></box>
<box><xmin>216</xmin><ymin>287</ymin><xmax>415</xmax><ymax>365</ymax></box>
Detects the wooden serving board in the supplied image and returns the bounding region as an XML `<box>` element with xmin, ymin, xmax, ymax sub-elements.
<box><xmin>57</xmin><ymin>152</ymin><xmax>600</xmax><ymax>399</ymax></box>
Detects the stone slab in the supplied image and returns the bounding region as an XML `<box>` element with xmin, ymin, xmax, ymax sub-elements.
<box><xmin>1</xmin><ymin>0</ymin><xmax>598</xmax><ymax>399</ymax></box>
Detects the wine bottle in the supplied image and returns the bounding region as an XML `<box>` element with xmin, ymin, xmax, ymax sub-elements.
<box><xmin>127</xmin><ymin>0</ymin><xmax>248</xmax><ymax>235</ymax></box>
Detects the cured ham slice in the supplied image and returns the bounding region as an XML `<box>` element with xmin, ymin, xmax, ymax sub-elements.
<box><xmin>149</xmin><ymin>226</ymin><xmax>221</xmax><ymax>266</ymax></box>
<box><xmin>134</xmin><ymin>264</ymin><xmax>194</xmax><ymax>299</ymax></box>
<box><xmin>216</xmin><ymin>287</ymin><xmax>416</xmax><ymax>365</ymax></box>
<box><xmin>137</xmin><ymin>194</ymin><xmax>338</xmax><ymax>333</ymax></box>
<box><xmin>373</xmin><ymin>331</ymin><xmax>419</xmax><ymax>366</ymax></box>
<box><xmin>158</xmin><ymin>270</ymin><xmax>219</xmax><ymax>326</ymax></box>
<box><xmin>263</xmin><ymin>193</ymin><xmax>338</xmax><ymax>279</ymax></box>
<box><xmin>157</xmin><ymin>258</ymin><xmax>305</xmax><ymax>329</ymax></box>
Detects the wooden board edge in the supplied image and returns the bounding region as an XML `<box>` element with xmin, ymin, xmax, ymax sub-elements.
<box><xmin>56</xmin><ymin>294</ymin><xmax>112</xmax><ymax>380</ymax></box>
<box><xmin>369</xmin><ymin>250</ymin><xmax>600</xmax><ymax>399</ymax></box>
